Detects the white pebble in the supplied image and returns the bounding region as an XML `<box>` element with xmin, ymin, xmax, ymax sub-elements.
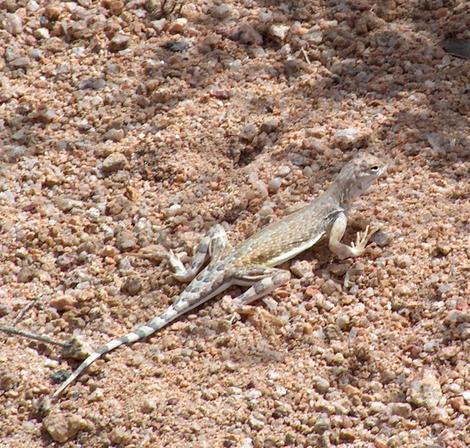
<box><xmin>35</xmin><ymin>28</ymin><xmax>50</xmax><ymax>39</ymax></box>
<box><xmin>167</xmin><ymin>203</ymin><xmax>182</xmax><ymax>216</ymax></box>
<box><xmin>276</xmin><ymin>165</ymin><xmax>291</xmax><ymax>177</ymax></box>
<box><xmin>269</xmin><ymin>177</ymin><xmax>282</xmax><ymax>193</ymax></box>
<box><xmin>462</xmin><ymin>391</ymin><xmax>470</xmax><ymax>403</ymax></box>
<box><xmin>87</xmin><ymin>207</ymin><xmax>101</xmax><ymax>221</ymax></box>
<box><xmin>27</xmin><ymin>0</ymin><xmax>40</xmax><ymax>12</ymax></box>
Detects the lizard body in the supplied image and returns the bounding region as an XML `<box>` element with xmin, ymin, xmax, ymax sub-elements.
<box><xmin>51</xmin><ymin>152</ymin><xmax>387</xmax><ymax>399</ymax></box>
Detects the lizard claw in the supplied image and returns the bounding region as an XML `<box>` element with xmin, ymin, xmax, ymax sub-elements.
<box><xmin>351</xmin><ymin>225</ymin><xmax>378</xmax><ymax>253</ymax></box>
<box><xmin>351</xmin><ymin>226</ymin><xmax>379</xmax><ymax>254</ymax></box>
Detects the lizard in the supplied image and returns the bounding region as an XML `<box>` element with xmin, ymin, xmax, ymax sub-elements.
<box><xmin>50</xmin><ymin>152</ymin><xmax>387</xmax><ymax>400</ymax></box>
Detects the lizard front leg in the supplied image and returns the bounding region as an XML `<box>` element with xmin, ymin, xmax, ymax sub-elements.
<box><xmin>328</xmin><ymin>212</ymin><xmax>377</xmax><ymax>260</ymax></box>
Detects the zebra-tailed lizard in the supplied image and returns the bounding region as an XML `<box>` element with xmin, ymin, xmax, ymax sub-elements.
<box><xmin>51</xmin><ymin>153</ymin><xmax>387</xmax><ymax>400</ymax></box>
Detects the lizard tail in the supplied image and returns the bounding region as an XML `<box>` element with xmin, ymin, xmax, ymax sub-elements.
<box><xmin>52</xmin><ymin>306</ymin><xmax>180</xmax><ymax>399</ymax></box>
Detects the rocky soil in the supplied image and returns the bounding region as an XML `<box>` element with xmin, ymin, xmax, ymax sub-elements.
<box><xmin>0</xmin><ymin>0</ymin><xmax>469</xmax><ymax>447</ymax></box>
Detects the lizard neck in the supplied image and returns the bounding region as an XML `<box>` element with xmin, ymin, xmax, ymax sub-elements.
<box><xmin>326</xmin><ymin>177</ymin><xmax>357</xmax><ymax>207</ymax></box>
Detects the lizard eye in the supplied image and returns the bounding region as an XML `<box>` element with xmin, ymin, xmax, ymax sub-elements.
<box><xmin>370</xmin><ymin>166</ymin><xmax>380</xmax><ymax>172</ymax></box>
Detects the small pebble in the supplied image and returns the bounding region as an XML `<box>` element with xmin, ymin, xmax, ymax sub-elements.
<box><xmin>240</xmin><ymin>123</ymin><xmax>258</xmax><ymax>142</ymax></box>
<box><xmin>252</xmin><ymin>180</ymin><xmax>268</xmax><ymax>198</ymax></box>
<box><xmin>407</xmin><ymin>370</ymin><xmax>443</xmax><ymax>409</ymax></box>
<box><xmin>9</xmin><ymin>57</ymin><xmax>31</xmax><ymax>70</ymax></box>
<box><xmin>258</xmin><ymin>10</ymin><xmax>273</xmax><ymax>23</ymax></box>
<box><xmin>227</xmin><ymin>387</ymin><xmax>242</xmax><ymax>395</ymax></box>
<box><xmin>31</xmin><ymin>107</ymin><xmax>56</xmax><ymax>123</ymax></box>
<box><xmin>115</xmin><ymin>230</ymin><xmax>137</xmax><ymax>252</ymax></box>
<box><xmin>43</xmin><ymin>413</ymin><xmax>90</xmax><ymax>443</ymax></box>
<box><xmin>27</xmin><ymin>1</ymin><xmax>40</xmax><ymax>12</ymax></box>
<box><xmin>276</xmin><ymin>165</ymin><xmax>291</xmax><ymax>177</ymax></box>
<box><xmin>313</xmin><ymin>415</ymin><xmax>331</xmax><ymax>433</ymax></box>
<box><xmin>50</xmin><ymin>370</ymin><xmax>70</xmax><ymax>384</ymax></box>
<box><xmin>0</xmin><ymin>145</ymin><xmax>27</xmax><ymax>162</ymax></box>
<box><xmin>44</xmin><ymin>359</ymin><xmax>59</xmax><ymax>369</ymax></box>
<box><xmin>269</xmin><ymin>24</ymin><xmax>290</xmax><ymax>41</ymax></box>
<box><xmin>248</xmin><ymin>413</ymin><xmax>264</xmax><ymax>430</ymax></box>
<box><xmin>102</xmin><ymin>128</ymin><xmax>124</xmax><ymax>142</ymax></box>
<box><xmin>312</xmin><ymin>376</ymin><xmax>330</xmax><ymax>394</ymax></box>
<box><xmin>29</xmin><ymin>48</ymin><xmax>43</xmax><ymax>59</ymax></box>
<box><xmin>167</xmin><ymin>203</ymin><xmax>182</xmax><ymax>216</ymax></box>
<box><xmin>339</xmin><ymin>429</ymin><xmax>356</xmax><ymax>442</ymax></box>
<box><xmin>268</xmin><ymin>177</ymin><xmax>282</xmax><ymax>193</ymax></box>
<box><xmin>462</xmin><ymin>391</ymin><xmax>470</xmax><ymax>403</ymax></box>
<box><xmin>49</xmin><ymin>295</ymin><xmax>76</xmax><ymax>311</ymax></box>
<box><xmin>0</xmin><ymin>304</ymin><xmax>10</xmax><ymax>317</ymax></box>
<box><xmin>371</xmin><ymin>230</ymin><xmax>392</xmax><ymax>247</ymax></box>
<box><xmin>428</xmin><ymin>407</ymin><xmax>449</xmax><ymax>424</ymax></box>
<box><xmin>163</xmin><ymin>40</ymin><xmax>190</xmax><ymax>52</ymax></box>
<box><xmin>245</xmin><ymin>389</ymin><xmax>262</xmax><ymax>400</ymax></box>
<box><xmin>230</xmin><ymin>24</ymin><xmax>263</xmax><ymax>46</ymax></box>
<box><xmin>336</xmin><ymin>314</ymin><xmax>350</xmax><ymax>330</ymax></box>
<box><xmin>394</xmin><ymin>255</ymin><xmax>412</xmax><ymax>268</ymax></box>
<box><xmin>334</xmin><ymin>127</ymin><xmax>367</xmax><ymax>149</ymax></box>
<box><xmin>290</xmin><ymin>260</ymin><xmax>312</xmax><ymax>278</ymax></box>
<box><xmin>102</xmin><ymin>152</ymin><xmax>128</xmax><ymax>174</ymax></box>
<box><xmin>260</xmin><ymin>118</ymin><xmax>280</xmax><ymax>133</ymax></box>
<box><xmin>303</xmin><ymin>28</ymin><xmax>323</xmax><ymax>44</ymax></box>
<box><xmin>321</xmin><ymin>279</ymin><xmax>340</xmax><ymax>296</ymax></box>
<box><xmin>89</xmin><ymin>389</ymin><xmax>104</xmax><ymax>402</ymax></box>
<box><xmin>121</xmin><ymin>276</ymin><xmax>143</xmax><ymax>296</ymax></box>
<box><xmin>34</xmin><ymin>28</ymin><xmax>50</xmax><ymax>39</ymax></box>
<box><xmin>17</xmin><ymin>267</ymin><xmax>36</xmax><ymax>283</ymax></box>
<box><xmin>55</xmin><ymin>196</ymin><xmax>75</xmax><ymax>212</ymax></box>
<box><xmin>210</xmin><ymin>4</ymin><xmax>233</xmax><ymax>20</ymax></box>
<box><xmin>151</xmin><ymin>18</ymin><xmax>167</xmax><ymax>32</ymax></box>
<box><xmin>423</xmin><ymin>340</ymin><xmax>439</xmax><ymax>353</ymax></box>
<box><xmin>168</xmin><ymin>18</ymin><xmax>187</xmax><ymax>34</ymax></box>
<box><xmin>369</xmin><ymin>401</ymin><xmax>386</xmax><ymax>414</ymax></box>
<box><xmin>109</xmin><ymin>34</ymin><xmax>130</xmax><ymax>52</ymax></box>
<box><xmin>435</xmin><ymin>243</ymin><xmax>451</xmax><ymax>256</ymax></box>
<box><xmin>0</xmin><ymin>371</ymin><xmax>17</xmax><ymax>391</ymax></box>
<box><xmin>141</xmin><ymin>397</ymin><xmax>157</xmax><ymax>413</ymax></box>
<box><xmin>329</xmin><ymin>263</ymin><xmax>348</xmax><ymax>276</ymax></box>
<box><xmin>79</xmin><ymin>77</ymin><xmax>106</xmax><ymax>90</ymax></box>
<box><xmin>45</xmin><ymin>4</ymin><xmax>61</xmax><ymax>20</ymax></box>
<box><xmin>388</xmin><ymin>402</ymin><xmax>412</xmax><ymax>418</ymax></box>
<box><xmin>4</xmin><ymin>13</ymin><xmax>23</xmax><ymax>35</ymax></box>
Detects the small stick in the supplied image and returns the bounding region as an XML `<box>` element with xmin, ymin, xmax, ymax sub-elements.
<box><xmin>301</xmin><ymin>47</ymin><xmax>311</xmax><ymax>64</ymax></box>
<box><xmin>11</xmin><ymin>296</ymin><xmax>42</xmax><ymax>326</ymax></box>
<box><xmin>0</xmin><ymin>325</ymin><xmax>69</xmax><ymax>348</ymax></box>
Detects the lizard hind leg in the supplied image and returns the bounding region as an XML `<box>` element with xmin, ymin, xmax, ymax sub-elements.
<box><xmin>168</xmin><ymin>224</ymin><xmax>231</xmax><ymax>282</ymax></box>
<box><xmin>231</xmin><ymin>267</ymin><xmax>291</xmax><ymax>308</ymax></box>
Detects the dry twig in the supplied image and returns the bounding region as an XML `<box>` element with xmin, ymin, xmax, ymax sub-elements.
<box><xmin>0</xmin><ymin>325</ymin><xmax>69</xmax><ymax>348</ymax></box>
<box><xmin>11</xmin><ymin>296</ymin><xmax>42</xmax><ymax>326</ymax></box>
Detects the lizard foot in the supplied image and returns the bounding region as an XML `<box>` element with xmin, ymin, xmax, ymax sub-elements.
<box><xmin>351</xmin><ymin>225</ymin><xmax>378</xmax><ymax>253</ymax></box>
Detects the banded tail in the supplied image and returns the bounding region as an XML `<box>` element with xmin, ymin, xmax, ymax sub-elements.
<box><xmin>52</xmin><ymin>266</ymin><xmax>231</xmax><ymax>399</ymax></box>
<box><xmin>52</xmin><ymin>305</ymin><xmax>181</xmax><ymax>399</ymax></box>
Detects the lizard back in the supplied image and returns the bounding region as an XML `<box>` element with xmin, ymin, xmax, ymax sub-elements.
<box><xmin>232</xmin><ymin>192</ymin><xmax>342</xmax><ymax>268</ymax></box>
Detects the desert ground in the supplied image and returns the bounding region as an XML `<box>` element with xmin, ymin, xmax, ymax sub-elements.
<box><xmin>0</xmin><ymin>0</ymin><xmax>469</xmax><ymax>447</ymax></box>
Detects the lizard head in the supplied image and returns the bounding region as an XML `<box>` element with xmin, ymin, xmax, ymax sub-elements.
<box><xmin>335</xmin><ymin>153</ymin><xmax>387</xmax><ymax>203</ymax></box>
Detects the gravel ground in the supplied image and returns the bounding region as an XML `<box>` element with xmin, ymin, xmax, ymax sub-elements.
<box><xmin>0</xmin><ymin>0</ymin><xmax>469</xmax><ymax>447</ymax></box>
